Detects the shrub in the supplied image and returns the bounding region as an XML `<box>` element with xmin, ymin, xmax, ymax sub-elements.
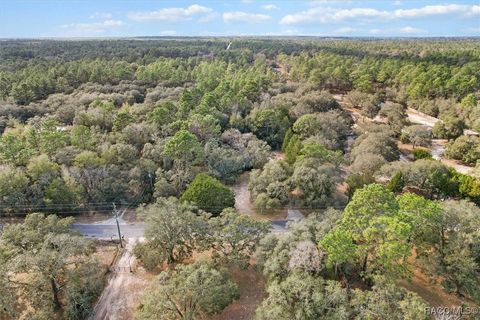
<box><xmin>412</xmin><ymin>148</ymin><xmax>432</xmax><ymax>160</ymax></box>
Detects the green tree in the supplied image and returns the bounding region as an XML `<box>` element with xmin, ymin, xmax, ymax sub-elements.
<box><xmin>0</xmin><ymin>165</ymin><xmax>29</xmax><ymax>215</ymax></box>
<box><xmin>255</xmin><ymin>272</ymin><xmax>350</xmax><ymax>320</ymax></box>
<box><xmin>351</xmin><ymin>276</ymin><xmax>429</xmax><ymax>320</ymax></box>
<box><xmin>400</xmin><ymin>125</ymin><xmax>432</xmax><ymax>148</ymax></box>
<box><xmin>346</xmin><ymin>173</ymin><xmax>375</xmax><ymax>199</ymax></box>
<box><xmin>72</xmin><ymin>151</ymin><xmax>107</xmax><ymax>203</ymax></box>
<box><xmin>112</xmin><ymin>111</ymin><xmax>134</xmax><ymax>132</ymax></box>
<box><xmin>319</xmin><ymin>228</ymin><xmax>357</xmax><ymax>276</ymax></box>
<box><xmin>164</xmin><ymin>129</ymin><xmax>203</xmax><ymax>164</ymax></box>
<box><xmin>378</xmin><ymin>102</ymin><xmax>407</xmax><ymax>136</ymax></box>
<box><xmin>445</xmin><ymin>135</ymin><xmax>480</xmax><ymax>165</ymax></box>
<box><xmin>388</xmin><ymin>172</ymin><xmax>405</xmax><ymax>193</ymax></box>
<box><xmin>282</xmin><ymin>127</ymin><xmax>294</xmax><ymax>151</ymax></box>
<box><xmin>284</xmin><ymin>134</ymin><xmax>301</xmax><ymax>164</ymax></box>
<box><xmin>71</xmin><ymin>125</ymin><xmax>96</xmax><ymax>150</ymax></box>
<box><xmin>247</xmin><ymin>107</ymin><xmax>290</xmax><ymax>149</ymax></box>
<box><xmin>187</xmin><ymin>113</ymin><xmax>221</xmax><ymax>142</ymax></box>
<box><xmin>209</xmin><ymin>208</ymin><xmax>270</xmax><ymax>267</ymax></box>
<box><xmin>135</xmin><ymin>261</ymin><xmax>238</xmax><ymax>320</ymax></box>
<box><xmin>134</xmin><ymin>197</ymin><xmax>209</xmax><ymax>268</ymax></box>
<box><xmin>249</xmin><ymin>160</ymin><xmax>291</xmax><ymax>210</ymax></box>
<box><xmin>147</xmin><ymin>101</ymin><xmax>177</xmax><ymax>127</ymax></box>
<box><xmin>334</xmin><ymin>184</ymin><xmax>413</xmax><ymax>280</ymax></box>
<box><xmin>428</xmin><ymin>200</ymin><xmax>480</xmax><ymax>302</ymax></box>
<box><xmin>290</xmin><ymin>159</ymin><xmax>338</xmax><ymax>207</ymax></box>
<box><xmin>401</xmin><ymin>159</ymin><xmax>457</xmax><ymax>199</ymax></box>
<box><xmin>292</xmin><ymin>110</ymin><xmax>350</xmax><ymax>149</ymax></box>
<box><xmin>38</xmin><ymin>119</ymin><xmax>69</xmax><ymax>156</ymax></box>
<box><xmin>0</xmin><ymin>213</ymin><xmax>103</xmax><ymax>318</ymax></box>
<box><xmin>297</xmin><ymin>142</ymin><xmax>343</xmax><ymax>166</ymax></box>
<box><xmin>397</xmin><ymin>193</ymin><xmax>443</xmax><ymax>252</ymax></box>
<box><xmin>180</xmin><ymin>173</ymin><xmax>235</xmax><ymax>215</ymax></box>
<box><xmin>0</xmin><ymin>131</ymin><xmax>36</xmax><ymax>166</ymax></box>
<box><xmin>341</xmin><ymin>184</ymin><xmax>399</xmax><ymax>234</ymax></box>
<box><xmin>256</xmin><ymin>209</ymin><xmax>341</xmax><ymax>281</ymax></box>
<box><xmin>432</xmin><ymin>117</ymin><xmax>465</xmax><ymax>140</ymax></box>
<box><xmin>176</xmin><ymin>90</ymin><xmax>196</xmax><ymax>119</ymax></box>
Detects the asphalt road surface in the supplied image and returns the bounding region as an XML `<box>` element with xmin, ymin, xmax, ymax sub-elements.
<box><xmin>71</xmin><ymin>223</ymin><xmax>146</xmax><ymax>238</ymax></box>
<box><xmin>71</xmin><ymin>220</ymin><xmax>289</xmax><ymax>238</ymax></box>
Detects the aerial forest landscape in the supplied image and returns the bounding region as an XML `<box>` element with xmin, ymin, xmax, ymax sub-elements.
<box><xmin>0</xmin><ymin>1</ymin><xmax>480</xmax><ymax>319</ymax></box>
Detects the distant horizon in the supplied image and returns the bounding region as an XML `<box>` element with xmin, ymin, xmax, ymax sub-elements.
<box><xmin>2</xmin><ymin>35</ymin><xmax>480</xmax><ymax>40</ymax></box>
<box><xmin>1</xmin><ymin>0</ymin><xmax>479</xmax><ymax>38</ymax></box>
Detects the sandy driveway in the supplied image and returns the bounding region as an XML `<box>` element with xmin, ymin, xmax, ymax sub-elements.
<box><xmin>91</xmin><ymin>238</ymin><xmax>149</xmax><ymax>320</ymax></box>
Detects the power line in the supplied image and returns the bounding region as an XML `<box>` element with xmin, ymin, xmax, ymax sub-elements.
<box><xmin>0</xmin><ymin>204</ymin><xmax>347</xmax><ymax>211</ymax></box>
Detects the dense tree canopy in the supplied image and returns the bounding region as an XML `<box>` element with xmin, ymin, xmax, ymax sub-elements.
<box><xmin>0</xmin><ymin>213</ymin><xmax>103</xmax><ymax>319</ymax></box>
<box><xmin>1</xmin><ymin>37</ymin><xmax>479</xmax><ymax>320</ymax></box>
<box><xmin>135</xmin><ymin>261</ymin><xmax>238</xmax><ymax>320</ymax></box>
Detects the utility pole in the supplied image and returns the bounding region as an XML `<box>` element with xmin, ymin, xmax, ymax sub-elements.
<box><xmin>112</xmin><ymin>203</ymin><xmax>123</xmax><ymax>248</ymax></box>
<box><xmin>147</xmin><ymin>171</ymin><xmax>154</xmax><ymax>190</ymax></box>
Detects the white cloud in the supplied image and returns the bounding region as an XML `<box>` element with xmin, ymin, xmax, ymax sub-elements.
<box><xmin>223</xmin><ymin>11</ymin><xmax>272</xmax><ymax>23</ymax></box>
<box><xmin>281</xmin><ymin>7</ymin><xmax>389</xmax><ymax>24</ymax></box>
<box><xmin>89</xmin><ymin>12</ymin><xmax>112</xmax><ymax>20</ymax></box>
<box><xmin>160</xmin><ymin>30</ymin><xmax>177</xmax><ymax>36</ymax></box>
<box><xmin>198</xmin><ymin>12</ymin><xmax>219</xmax><ymax>23</ymax></box>
<box><xmin>393</xmin><ymin>4</ymin><xmax>469</xmax><ymax>18</ymax></box>
<box><xmin>399</xmin><ymin>26</ymin><xmax>426</xmax><ymax>34</ymax></box>
<box><xmin>128</xmin><ymin>4</ymin><xmax>212</xmax><ymax>22</ymax></box>
<box><xmin>393</xmin><ymin>1</ymin><xmax>402</xmax><ymax>6</ymax></box>
<box><xmin>307</xmin><ymin>0</ymin><xmax>352</xmax><ymax>5</ymax></box>
<box><xmin>468</xmin><ymin>5</ymin><xmax>480</xmax><ymax>16</ymax></box>
<box><xmin>262</xmin><ymin>4</ymin><xmax>279</xmax><ymax>11</ymax></box>
<box><xmin>281</xmin><ymin>4</ymin><xmax>478</xmax><ymax>25</ymax></box>
<box><xmin>60</xmin><ymin>20</ymin><xmax>124</xmax><ymax>33</ymax></box>
<box><xmin>334</xmin><ymin>27</ymin><xmax>357</xmax><ymax>34</ymax></box>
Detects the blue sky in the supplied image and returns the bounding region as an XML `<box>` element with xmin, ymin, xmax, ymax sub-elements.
<box><xmin>1</xmin><ymin>1</ymin><xmax>479</xmax><ymax>38</ymax></box>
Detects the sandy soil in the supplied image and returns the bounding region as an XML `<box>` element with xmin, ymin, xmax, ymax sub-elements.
<box><xmin>94</xmin><ymin>241</ymin><xmax>120</xmax><ymax>267</ymax></box>
<box><xmin>208</xmin><ymin>268</ymin><xmax>266</xmax><ymax>320</ymax></box>
<box><xmin>91</xmin><ymin>238</ymin><xmax>152</xmax><ymax>320</ymax></box>
<box><xmin>398</xmin><ymin>140</ymin><xmax>473</xmax><ymax>175</ymax></box>
<box><xmin>399</xmin><ymin>268</ymin><xmax>476</xmax><ymax>310</ymax></box>
<box><xmin>407</xmin><ymin>107</ymin><xmax>440</xmax><ymax>127</ymax></box>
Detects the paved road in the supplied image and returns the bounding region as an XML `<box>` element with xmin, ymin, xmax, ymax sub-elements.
<box><xmin>71</xmin><ymin>223</ymin><xmax>146</xmax><ymax>238</ymax></box>
<box><xmin>71</xmin><ymin>220</ymin><xmax>290</xmax><ymax>238</ymax></box>
<box><xmin>1</xmin><ymin>219</ymin><xmax>290</xmax><ymax>238</ymax></box>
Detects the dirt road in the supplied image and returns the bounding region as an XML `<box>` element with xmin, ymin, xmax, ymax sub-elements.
<box><xmin>232</xmin><ymin>172</ymin><xmax>256</xmax><ymax>216</ymax></box>
<box><xmin>91</xmin><ymin>238</ymin><xmax>149</xmax><ymax>320</ymax></box>
<box><xmin>406</xmin><ymin>108</ymin><xmax>475</xmax><ymax>175</ymax></box>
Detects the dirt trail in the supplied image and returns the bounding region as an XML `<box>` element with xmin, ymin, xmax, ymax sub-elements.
<box><xmin>231</xmin><ymin>152</ymin><xmax>288</xmax><ymax>221</ymax></box>
<box><xmin>232</xmin><ymin>172</ymin><xmax>256</xmax><ymax>216</ymax></box>
<box><xmin>91</xmin><ymin>238</ymin><xmax>149</xmax><ymax>320</ymax></box>
<box><xmin>430</xmin><ymin>140</ymin><xmax>473</xmax><ymax>175</ymax></box>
